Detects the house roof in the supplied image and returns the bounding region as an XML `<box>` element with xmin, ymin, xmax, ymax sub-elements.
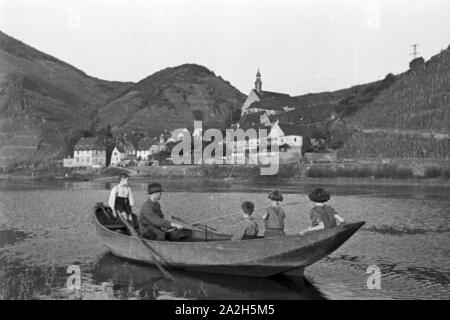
<box><xmin>115</xmin><ymin>145</ymin><xmax>125</xmax><ymax>153</ymax></box>
<box><xmin>238</xmin><ymin>124</ymin><xmax>272</xmax><ymax>134</ymax></box>
<box><xmin>276</xmin><ymin>123</ymin><xmax>328</xmax><ymax>139</ymax></box>
<box><xmin>137</xmin><ymin>138</ymin><xmax>159</xmax><ymax>150</ymax></box>
<box><xmin>75</xmin><ymin>137</ymin><xmax>105</xmax><ymax>150</ymax></box>
<box><xmin>277</xmin><ymin>123</ymin><xmax>309</xmax><ymax>137</ymax></box>
<box><xmin>248</xmin><ymin>96</ymin><xmax>298</xmax><ymax>111</ymax></box>
<box><xmin>254</xmin><ymin>90</ymin><xmax>290</xmax><ymax>100</ymax></box>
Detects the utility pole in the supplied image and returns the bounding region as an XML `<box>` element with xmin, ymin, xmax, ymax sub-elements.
<box><xmin>410</xmin><ymin>44</ymin><xmax>420</xmax><ymax>59</ymax></box>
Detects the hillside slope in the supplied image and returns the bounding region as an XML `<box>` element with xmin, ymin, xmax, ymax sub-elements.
<box><xmin>97</xmin><ymin>64</ymin><xmax>246</xmax><ymax>138</ymax></box>
<box><xmin>338</xmin><ymin>46</ymin><xmax>450</xmax><ymax>159</ymax></box>
<box><xmin>348</xmin><ymin>46</ymin><xmax>450</xmax><ymax>131</ymax></box>
<box><xmin>0</xmin><ymin>30</ymin><xmax>133</xmax><ymax>168</ymax></box>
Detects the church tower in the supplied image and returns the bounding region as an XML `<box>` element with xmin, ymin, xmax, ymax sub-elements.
<box><xmin>254</xmin><ymin>69</ymin><xmax>262</xmax><ymax>93</ymax></box>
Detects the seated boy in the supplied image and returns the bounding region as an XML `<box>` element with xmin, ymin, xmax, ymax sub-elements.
<box><xmin>300</xmin><ymin>188</ymin><xmax>345</xmax><ymax>235</ymax></box>
<box><xmin>231</xmin><ymin>201</ymin><xmax>259</xmax><ymax>241</ymax></box>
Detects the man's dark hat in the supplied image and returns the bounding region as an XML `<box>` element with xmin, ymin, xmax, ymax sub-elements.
<box><xmin>268</xmin><ymin>189</ymin><xmax>283</xmax><ymax>201</ymax></box>
<box><xmin>148</xmin><ymin>182</ymin><xmax>164</xmax><ymax>194</ymax></box>
<box><xmin>309</xmin><ymin>188</ymin><xmax>330</xmax><ymax>203</ymax></box>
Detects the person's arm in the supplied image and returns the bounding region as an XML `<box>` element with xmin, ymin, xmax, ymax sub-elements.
<box><xmin>334</xmin><ymin>214</ymin><xmax>345</xmax><ymax>224</ymax></box>
<box><xmin>128</xmin><ymin>188</ymin><xmax>135</xmax><ymax>207</ymax></box>
<box><xmin>108</xmin><ymin>186</ymin><xmax>117</xmax><ymax>217</ymax></box>
<box><xmin>307</xmin><ymin>221</ymin><xmax>325</xmax><ymax>231</ymax></box>
<box><xmin>328</xmin><ymin>206</ymin><xmax>345</xmax><ymax>225</ymax></box>
<box><xmin>299</xmin><ymin>221</ymin><xmax>325</xmax><ymax>235</ymax></box>
<box><xmin>299</xmin><ymin>208</ymin><xmax>323</xmax><ymax>235</ymax></box>
<box><xmin>141</xmin><ymin>207</ymin><xmax>172</xmax><ymax>229</ymax></box>
<box><xmin>231</xmin><ymin>224</ymin><xmax>246</xmax><ymax>241</ymax></box>
<box><xmin>261</xmin><ymin>209</ymin><xmax>269</xmax><ymax>220</ymax></box>
<box><xmin>280</xmin><ymin>208</ymin><xmax>286</xmax><ymax>221</ymax></box>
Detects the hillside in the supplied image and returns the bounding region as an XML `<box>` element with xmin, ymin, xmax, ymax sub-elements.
<box><xmin>339</xmin><ymin>46</ymin><xmax>450</xmax><ymax>159</ymax></box>
<box><xmin>0</xmin><ymin>30</ymin><xmax>133</xmax><ymax>168</ymax></box>
<box><xmin>96</xmin><ymin>64</ymin><xmax>246</xmax><ymax>138</ymax></box>
<box><xmin>348</xmin><ymin>47</ymin><xmax>450</xmax><ymax>131</ymax></box>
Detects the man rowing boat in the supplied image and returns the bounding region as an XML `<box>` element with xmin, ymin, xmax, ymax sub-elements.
<box><xmin>138</xmin><ymin>182</ymin><xmax>191</xmax><ymax>241</ymax></box>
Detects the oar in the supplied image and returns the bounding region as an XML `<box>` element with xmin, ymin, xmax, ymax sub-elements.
<box><xmin>98</xmin><ymin>204</ymin><xmax>174</xmax><ymax>281</ymax></box>
<box><xmin>171</xmin><ymin>215</ymin><xmax>218</xmax><ymax>231</ymax></box>
<box><xmin>170</xmin><ymin>216</ymin><xmax>211</xmax><ymax>233</ymax></box>
<box><xmin>190</xmin><ymin>201</ymin><xmax>302</xmax><ymax>225</ymax></box>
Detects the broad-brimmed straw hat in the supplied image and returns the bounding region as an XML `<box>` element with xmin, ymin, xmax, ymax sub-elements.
<box><xmin>308</xmin><ymin>188</ymin><xmax>330</xmax><ymax>203</ymax></box>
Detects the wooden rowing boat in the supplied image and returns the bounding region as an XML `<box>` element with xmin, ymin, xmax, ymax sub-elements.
<box><xmin>93</xmin><ymin>203</ymin><xmax>365</xmax><ymax>278</ymax></box>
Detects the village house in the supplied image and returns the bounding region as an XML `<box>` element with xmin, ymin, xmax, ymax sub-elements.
<box><xmin>63</xmin><ymin>137</ymin><xmax>106</xmax><ymax>168</ymax></box>
<box><xmin>123</xmin><ymin>142</ymin><xmax>136</xmax><ymax>159</ymax></box>
<box><xmin>171</xmin><ymin>128</ymin><xmax>190</xmax><ymax>141</ymax></box>
<box><xmin>136</xmin><ymin>137</ymin><xmax>160</xmax><ymax>160</ymax></box>
<box><xmin>241</xmin><ymin>69</ymin><xmax>291</xmax><ymax>116</ymax></box>
<box><xmin>268</xmin><ymin>121</ymin><xmax>303</xmax><ymax>149</ymax></box>
<box><xmin>110</xmin><ymin>145</ymin><xmax>126</xmax><ymax>166</ymax></box>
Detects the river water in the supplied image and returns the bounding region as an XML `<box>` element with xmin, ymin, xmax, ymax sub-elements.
<box><xmin>0</xmin><ymin>178</ymin><xmax>449</xmax><ymax>300</ymax></box>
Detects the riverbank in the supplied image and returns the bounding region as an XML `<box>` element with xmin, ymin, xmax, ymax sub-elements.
<box><xmin>126</xmin><ymin>160</ymin><xmax>450</xmax><ymax>181</ymax></box>
<box><xmin>2</xmin><ymin>160</ymin><xmax>450</xmax><ymax>187</ymax></box>
<box><xmin>0</xmin><ymin>166</ymin><xmax>130</xmax><ymax>182</ymax></box>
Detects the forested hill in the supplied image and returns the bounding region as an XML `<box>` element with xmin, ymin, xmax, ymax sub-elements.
<box><xmin>348</xmin><ymin>45</ymin><xmax>450</xmax><ymax>131</ymax></box>
<box><xmin>338</xmin><ymin>45</ymin><xmax>450</xmax><ymax>159</ymax></box>
<box><xmin>0</xmin><ymin>30</ymin><xmax>133</xmax><ymax>168</ymax></box>
<box><xmin>96</xmin><ymin>63</ymin><xmax>245</xmax><ymax>139</ymax></box>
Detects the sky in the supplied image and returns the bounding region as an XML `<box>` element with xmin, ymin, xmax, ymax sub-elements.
<box><xmin>1</xmin><ymin>0</ymin><xmax>450</xmax><ymax>95</ymax></box>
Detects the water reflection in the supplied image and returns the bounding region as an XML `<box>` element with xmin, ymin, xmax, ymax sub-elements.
<box><xmin>0</xmin><ymin>257</ymin><xmax>65</xmax><ymax>299</ymax></box>
<box><xmin>0</xmin><ymin>229</ymin><xmax>30</xmax><ymax>247</ymax></box>
<box><xmin>90</xmin><ymin>253</ymin><xmax>327</xmax><ymax>300</ymax></box>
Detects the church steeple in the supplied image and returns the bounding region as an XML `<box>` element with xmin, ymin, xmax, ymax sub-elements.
<box><xmin>255</xmin><ymin>68</ymin><xmax>262</xmax><ymax>93</ymax></box>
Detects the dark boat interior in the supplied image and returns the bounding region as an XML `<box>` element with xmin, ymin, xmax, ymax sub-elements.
<box><xmin>94</xmin><ymin>203</ymin><xmax>233</xmax><ymax>242</ymax></box>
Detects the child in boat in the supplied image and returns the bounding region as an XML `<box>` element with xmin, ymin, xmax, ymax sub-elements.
<box><xmin>108</xmin><ymin>173</ymin><xmax>137</xmax><ymax>224</ymax></box>
<box><xmin>301</xmin><ymin>188</ymin><xmax>345</xmax><ymax>234</ymax></box>
<box><xmin>261</xmin><ymin>190</ymin><xmax>286</xmax><ymax>237</ymax></box>
<box><xmin>231</xmin><ymin>201</ymin><xmax>259</xmax><ymax>241</ymax></box>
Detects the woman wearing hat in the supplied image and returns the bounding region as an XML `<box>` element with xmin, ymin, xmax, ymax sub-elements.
<box><xmin>138</xmin><ymin>182</ymin><xmax>186</xmax><ymax>241</ymax></box>
<box><xmin>301</xmin><ymin>188</ymin><xmax>345</xmax><ymax>234</ymax></box>
<box><xmin>261</xmin><ymin>189</ymin><xmax>286</xmax><ymax>237</ymax></box>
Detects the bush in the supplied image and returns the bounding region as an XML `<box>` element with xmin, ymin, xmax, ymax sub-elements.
<box><xmin>336</xmin><ymin>166</ymin><xmax>373</xmax><ymax>178</ymax></box>
<box><xmin>443</xmin><ymin>169</ymin><xmax>450</xmax><ymax>179</ymax></box>
<box><xmin>306</xmin><ymin>166</ymin><xmax>335</xmax><ymax>178</ymax></box>
<box><xmin>396</xmin><ymin>167</ymin><xmax>414</xmax><ymax>179</ymax></box>
<box><xmin>373</xmin><ymin>165</ymin><xmax>395</xmax><ymax>178</ymax></box>
<box><xmin>424</xmin><ymin>167</ymin><xmax>442</xmax><ymax>178</ymax></box>
<box><xmin>373</xmin><ymin>164</ymin><xmax>413</xmax><ymax>179</ymax></box>
<box><xmin>101</xmin><ymin>167</ymin><xmax>130</xmax><ymax>177</ymax></box>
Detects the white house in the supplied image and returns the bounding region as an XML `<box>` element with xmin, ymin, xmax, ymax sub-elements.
<box><xmin>268</xmin><ymin>121</ymin><xmax>303</xmax><ymax>148</ymax></box>
<box><xmin>64</xmin><ymin>137</ymin><xmax>106</xmax><ymax>168</ymax></box>
<box><xmin>110</xmin><ymin>145</ymin><xmax>126</xmax><ymax>166</ymax></box>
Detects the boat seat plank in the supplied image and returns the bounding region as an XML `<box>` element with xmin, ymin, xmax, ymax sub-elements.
<box><xmin>104</xmin><ymin>223</ymin><xmax>126</xmax><ymax>230</ymax></box>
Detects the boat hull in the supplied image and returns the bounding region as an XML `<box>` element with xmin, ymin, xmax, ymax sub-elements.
<box><xmin>94</xmin><ymin>208</ymin><xmax>364</xmax><ymax>278</ymax></box>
